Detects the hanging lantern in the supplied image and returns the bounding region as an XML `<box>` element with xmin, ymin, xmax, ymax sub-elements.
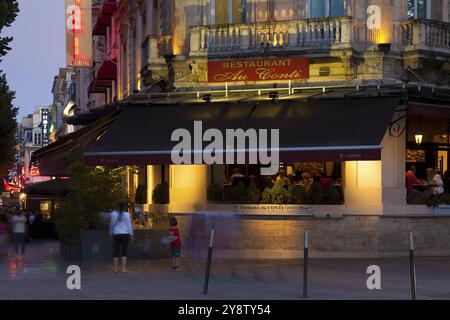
<box><xmin>415</xmin><ymin>133</ymin><xmax>423</xmax><ymax>145</ymax></box>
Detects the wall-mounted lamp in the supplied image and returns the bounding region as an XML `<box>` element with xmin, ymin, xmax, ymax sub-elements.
<box><xmin>203</xmin><ymin>94</ymin><xmax>212</xmax><ymax>103</ymax></box>
<box><xmin>269</xmin><ymin>91</ymin><xmax>279</xmax><ymax>102</ymax></box>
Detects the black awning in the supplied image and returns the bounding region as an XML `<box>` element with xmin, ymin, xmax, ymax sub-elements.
<box><xmin>84</xmin><ymin>97</ymin><xmax>401</xmax><ymax>165</ymax></box>
<box><xmin>25</xmin><ymin>179</ymin><xmax>70</xmax><ymax>197</ymax></box>
<box><xmin>66</xmin><ymin>105</ymin><xmax>117</xmax><ymax>126</ymax></box>
<box><xmin>31</xmin><ymin>111</ymin><xmax>119</xmax><ymax>176</ymax></box>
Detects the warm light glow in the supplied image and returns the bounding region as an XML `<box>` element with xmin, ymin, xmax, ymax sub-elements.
<box><xmin>169</xmin><ymin>165</ymin><xmax>207</xmax><ymax>206</ymax></box>
<box><xmin>19</xmin><ymin>193</ymin><xmax>26</xmax><ymax>201</ymax></box>
<box><xmin>30</xmin><ymin>167</ymin><xmax>40</xmax><ymax>177</ymax></box>
<box><xmin>375</xmin><ymin>29</ymin><xmax>390</xmax><ymax>44</ymax></box>
<box><xmin>415</xmin><ymin>134</ymin><xmax>423</xmax><ymax>145</ymax></box>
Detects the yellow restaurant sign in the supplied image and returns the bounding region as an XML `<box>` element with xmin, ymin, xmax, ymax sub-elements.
<box><xmin>208</xmin><ymin>57</ymin><xmax>310</xmax><ymax>83</ymax></box>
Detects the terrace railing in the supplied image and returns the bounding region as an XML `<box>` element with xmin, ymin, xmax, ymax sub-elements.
<box><xmin>190</xmin><ymin>17</ymin><xmax>354</xmax><ymax>57</ymax></box>
<box><xmin>402</xmin><ymin>19</ymin><xmax>450</xmax><ymax>54</ymax></box>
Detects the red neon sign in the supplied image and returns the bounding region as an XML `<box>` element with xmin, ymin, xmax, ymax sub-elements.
<box><xmin>66</xmin><ymin>0</ymin><xmax>92</xmax><ymax>68</ymax></box>
<box><xmin>30</xmin><ymin>167</ymin><xmax>40</xmax><ymax>177</ymax></box>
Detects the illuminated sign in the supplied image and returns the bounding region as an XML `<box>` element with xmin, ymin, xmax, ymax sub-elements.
<box><xmin>208</xmin><ymin>57</ymin><xmax>309</xmax><ymax>83</ymax></box>
<box><xmin>66</xmin><ymin>0</ymin><xmax>92</xmax><ymax>68</ymax></box>
<box><xmin>41</xmin><ymin>109</ymin><xmax>50</xmax><ymax>147</ymax></box>
<box><xmin>30</xmin><ymin>167</ymin><xmax>40</xmax><ymax>177</ymax></box>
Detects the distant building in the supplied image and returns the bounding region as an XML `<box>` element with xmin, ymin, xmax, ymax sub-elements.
<box><xmin>17</xmin><ymin>106</ymin><xmax>51</xmax><ymax>184</ymax></box>
<box><xmin>50</xmin><ymin>68</ymin><xmax>76</xmax><ymax>139</ymax></box>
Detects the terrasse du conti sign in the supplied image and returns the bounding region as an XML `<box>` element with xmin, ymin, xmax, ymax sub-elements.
<box><xmin>208</xmin><ymin>57</ymin><xmax>309</xmax><ymax>83</ymax></box>
<box><xmin>66</xmin><ymin>0</ymin><xmax>92</xmax><ymax>68</ymax></box>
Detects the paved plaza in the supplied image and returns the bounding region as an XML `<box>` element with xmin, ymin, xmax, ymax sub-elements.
<box><xmin>0</xmin><ymin>242</ymin><xmax>449</xmax><ymax>300</ymax></box>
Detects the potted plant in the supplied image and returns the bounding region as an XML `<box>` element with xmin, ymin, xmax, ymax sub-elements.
<box><xmin>207</xmin><ymin>183</ymin><xmax>224</xmax><ymax>202</ymax></box>
<box><xmin>55</xmin><ymin>152</ymin><xmax>126</xmax><ymax>261</ymax></box>
<box><xmin>134</xmin><ymin>184</ymin><xmax>148</xmax><ymax>213</ymax></box>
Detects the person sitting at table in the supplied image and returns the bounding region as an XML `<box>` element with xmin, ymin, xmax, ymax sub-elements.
<box><xmin>230</xmin><ymin>167</ymin><xmax>245</xmax><ymax>186</ymax></box>
<box><xmin>426</xmin><ymin>168</ymin><xmax>445</xmax><ymax>196</ymax></box>
<box><xmin>273</xmin><ymin>169</ymin><xmax>290</xmax><ymax>186</ymax></box>
<box><xmin>405</xmin><ymin>166</ymin><xmax>422</xmax><ymax>195</ymax></box>
<box><xmin>299</xmin><ymin>172</ymin><xmax>314</xmax><ymax>192</ymax></box>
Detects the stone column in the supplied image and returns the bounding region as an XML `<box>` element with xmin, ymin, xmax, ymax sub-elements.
<box><xmin>381</xmin><ymin>117</ymin><xmax>407</xmax><ymax>213</ymax></box>
<box><xmin>169</xmin><ymin>165</ymin><xmax>208</xmax><ymax>212</ymax></box>
<box><xmin>147</xmin><ymin>165</ymin><xmax>162</xmax><ymax>204</ymax></box>
<box><xmin>343</xmin><ymin>160</ymin><xmax>383</xmax><ymax>215</ymax></box>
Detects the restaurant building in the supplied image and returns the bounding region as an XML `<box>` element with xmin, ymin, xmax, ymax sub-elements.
<box><xmin>33</xmin><ymin>0</ymin><xmax>450</xmax><ymax>258</ymax></box>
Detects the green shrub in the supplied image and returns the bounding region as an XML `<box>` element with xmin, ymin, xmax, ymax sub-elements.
<box><xmin>153</xmin><ymin>182</ymin><xmax>169</xmax><ymax>204</ymax></box>
<box><xmin>438</xmin><ymin>194</ymin><xmax>450</xmax><ymax>205</ymax></box>
<box><xmin>207</xmin><ymin>183</ymin><xmax>224</xmax><ymax>202</ymax></box>
<box><xmin>406</xmin><ymin>192</ymin><xmax>428</xmax><ymax>205</ymax></box>
<box><xmin>286</xmin><ymin>185</ymin><xmax>305</xmax><ymax>204</ymax></box>
<box><xmin>261</xmin><ymin>187</ymin><xmax>272</xmax><ymax>204</ymax></box>
<box><xmin>246</xmin><ymin>182</ymin><xmax>261</xmax><ymax>204</ymax></box>
<box><xmin>271</xmin><ymin>183</ymin><xmax>289</xmax><ymax>204</ymax></box>
<box><xmin>230</xmin><ymin>182</ymin><xmax>247</xmax><ymax>203</ymax></box>
<box><xmin>55</xmin><ymin>152</ymin><xmax>126</xmax><ymax>245</ymax></box>
<box><xmin>135</xmin><ymin>184</ymin><xmax>147</xmax><ymax>204</ymax></box>
<box><xmin>325</xmin><ymin>183</ymin><xmax>341</xmax><ymax>204</ymax></box>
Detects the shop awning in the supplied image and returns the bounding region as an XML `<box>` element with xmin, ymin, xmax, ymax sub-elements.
<box><xmin>408</xmin><ymin>102</ymin><xmax>450</xmax><ymax>119</ymax></box>
<box><xmin>84</xmin><ymin>97</ymin><xmax>401</xmax><ymax>165</ymax></box>
<box><xmin>97</xmin><ymin>59</ymin><xmax>117</xmax><ymax>80</ymax></box>
<box><xmin>66</xmin><ymin>104</ymin><xmax>117</xmax><ymax>126</ymax></box>
<box><xmin>25</xmin><ymin>179</ymin><xmax>70</xmax><ymax>198</ymax></box>
<box><xmin>31</xmin><ymin>111</ymin><xmax>119</xmax><ymax>176</ymax></box>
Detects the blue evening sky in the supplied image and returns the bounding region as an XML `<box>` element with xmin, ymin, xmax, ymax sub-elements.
<box><xmin>1</xmin><ymin>0</ymin><xmax>66</xmax><ymax>119</ymax></box>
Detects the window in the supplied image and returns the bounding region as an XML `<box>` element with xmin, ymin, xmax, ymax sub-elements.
<box><xmin>407</xmin><ymin>0</ymin><xmax>429</xmax><ymax>19</ymax></box>
<box><xmin>211</xmin><ymin>0</ymin><xmax>248</xmax><ymax>24</ymax></box>
<box><xmin>34</xmin><ymin>133</ymin><xmax>41</xmax><ymax>146</ymax></box>
<box><xmin>310</xmin><ymin>0</ymin><xmax>345</xmax><ymax>18</ymax></box>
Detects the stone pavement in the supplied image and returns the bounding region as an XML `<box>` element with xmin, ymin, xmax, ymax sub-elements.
<box><xmin>0</xmin><ymin>242</ymin><xmax>449</xmax><ymax>300</ymax></box>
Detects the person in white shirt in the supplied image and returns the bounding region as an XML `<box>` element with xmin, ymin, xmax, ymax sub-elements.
<box><xmin>109</xmin><ymin>201</ymin><xmax>133</xmax><ymax>273</ymax></box>
<box><xmin>11</xmin><ymin>210</ymin><xmax>27</xmax><ymax>260</ymax></box>
<box><xmin>426</xmin><ymin>168</ymin><xmax>445</xmax><ymax>195</ymax></box>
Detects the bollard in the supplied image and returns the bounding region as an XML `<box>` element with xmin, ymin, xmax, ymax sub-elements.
<box><xmin>303</xmin><ymin>230</ymin><xmax>309</xmax><ymax>299</ymax></box>
<box><xmin>409</xmin><ymin>231</ymin><xmax>417</xmax><ymax>300</ymax></box>
<box><xmin>203</xmin><ymin>229</ymin><xmax>215</xmax><ymax>295</ymax></box>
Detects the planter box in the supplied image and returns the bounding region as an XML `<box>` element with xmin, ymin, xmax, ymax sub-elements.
<box><xmin>59</xmin><ymin>242</ymin><xmax>81</xmax><ymax>261</ymax></box>
<box><xmin>432</xmin><ymin>205</ymin><xmax>450</xmax><ymax>215</ymax></box>
<box><xmin>74</xmin><ymin>229</ymin><xmax>171</xmax><ymax>261</ymax></box>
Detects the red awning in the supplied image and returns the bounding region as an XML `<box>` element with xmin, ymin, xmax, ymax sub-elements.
<box><xmin>92</xmin><ymin>0</ymin><xmax>117</xmax><ymax>35</ymax></box>
<box><xmin>89</xmin><ymin>79</ymin><xmax>114</xmax><ymax>94</ymax></box>
<box><xmin>97</xmin><ymin>59</ymin><xmax>117</xmax><ymax>80</ymax></box>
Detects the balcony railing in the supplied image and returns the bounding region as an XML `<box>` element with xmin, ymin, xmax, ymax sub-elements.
<box><xmin>402</xmin><ymin>19</ymin><xmax>450</xmax><ymax>54</ymax></box>
<box><xmin>190</xmin><ymin>17</ymin><xmax>353</xmax><ymax>56</ymax></box>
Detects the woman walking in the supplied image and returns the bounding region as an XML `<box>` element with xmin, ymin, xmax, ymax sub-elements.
<box><xmin>0</xmin><ymin>214</ymin><xmax>9</xmax><ymax>258</ymax></box>
<box><xmin>11</xmin><ymin>210</ymin><xmax>27</xmax><ymax>260</ymax></box>
<box><xmin>109</xmin><ymin>201</ymin><xmax>133</xmax><ymax>273</ymax></box>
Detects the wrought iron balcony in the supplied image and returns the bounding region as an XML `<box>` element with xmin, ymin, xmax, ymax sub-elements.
<box><xmin>402</xmin><ymin>19</ymin><xmax>450</xmax><ymax>55</ymax></box>
<box><xmin>189</xmin><ymin>17</ymin><xmax>354</xmax><ymax>57</ymax></box>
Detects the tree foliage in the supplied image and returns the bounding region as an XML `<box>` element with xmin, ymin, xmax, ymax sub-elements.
<box><xmin>0</xmin><ymin>74</ymin><xmax>18</xmax><ymax>169</ymax></box>
<box><xmin>55</xmin><ymin>153</ymin><xmax>127</xmax><ymax>245</ymax></box>
<box><xmin>0</xmin><ymin>0</ymin><xmax>19</xmax><ymax>171</ymax></box>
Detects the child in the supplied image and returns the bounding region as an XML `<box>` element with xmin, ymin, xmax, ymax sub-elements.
<box><xmin>168</xmin><ymin>217</ymin><xmax>181</xmax><ymax>271</ymax></box>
